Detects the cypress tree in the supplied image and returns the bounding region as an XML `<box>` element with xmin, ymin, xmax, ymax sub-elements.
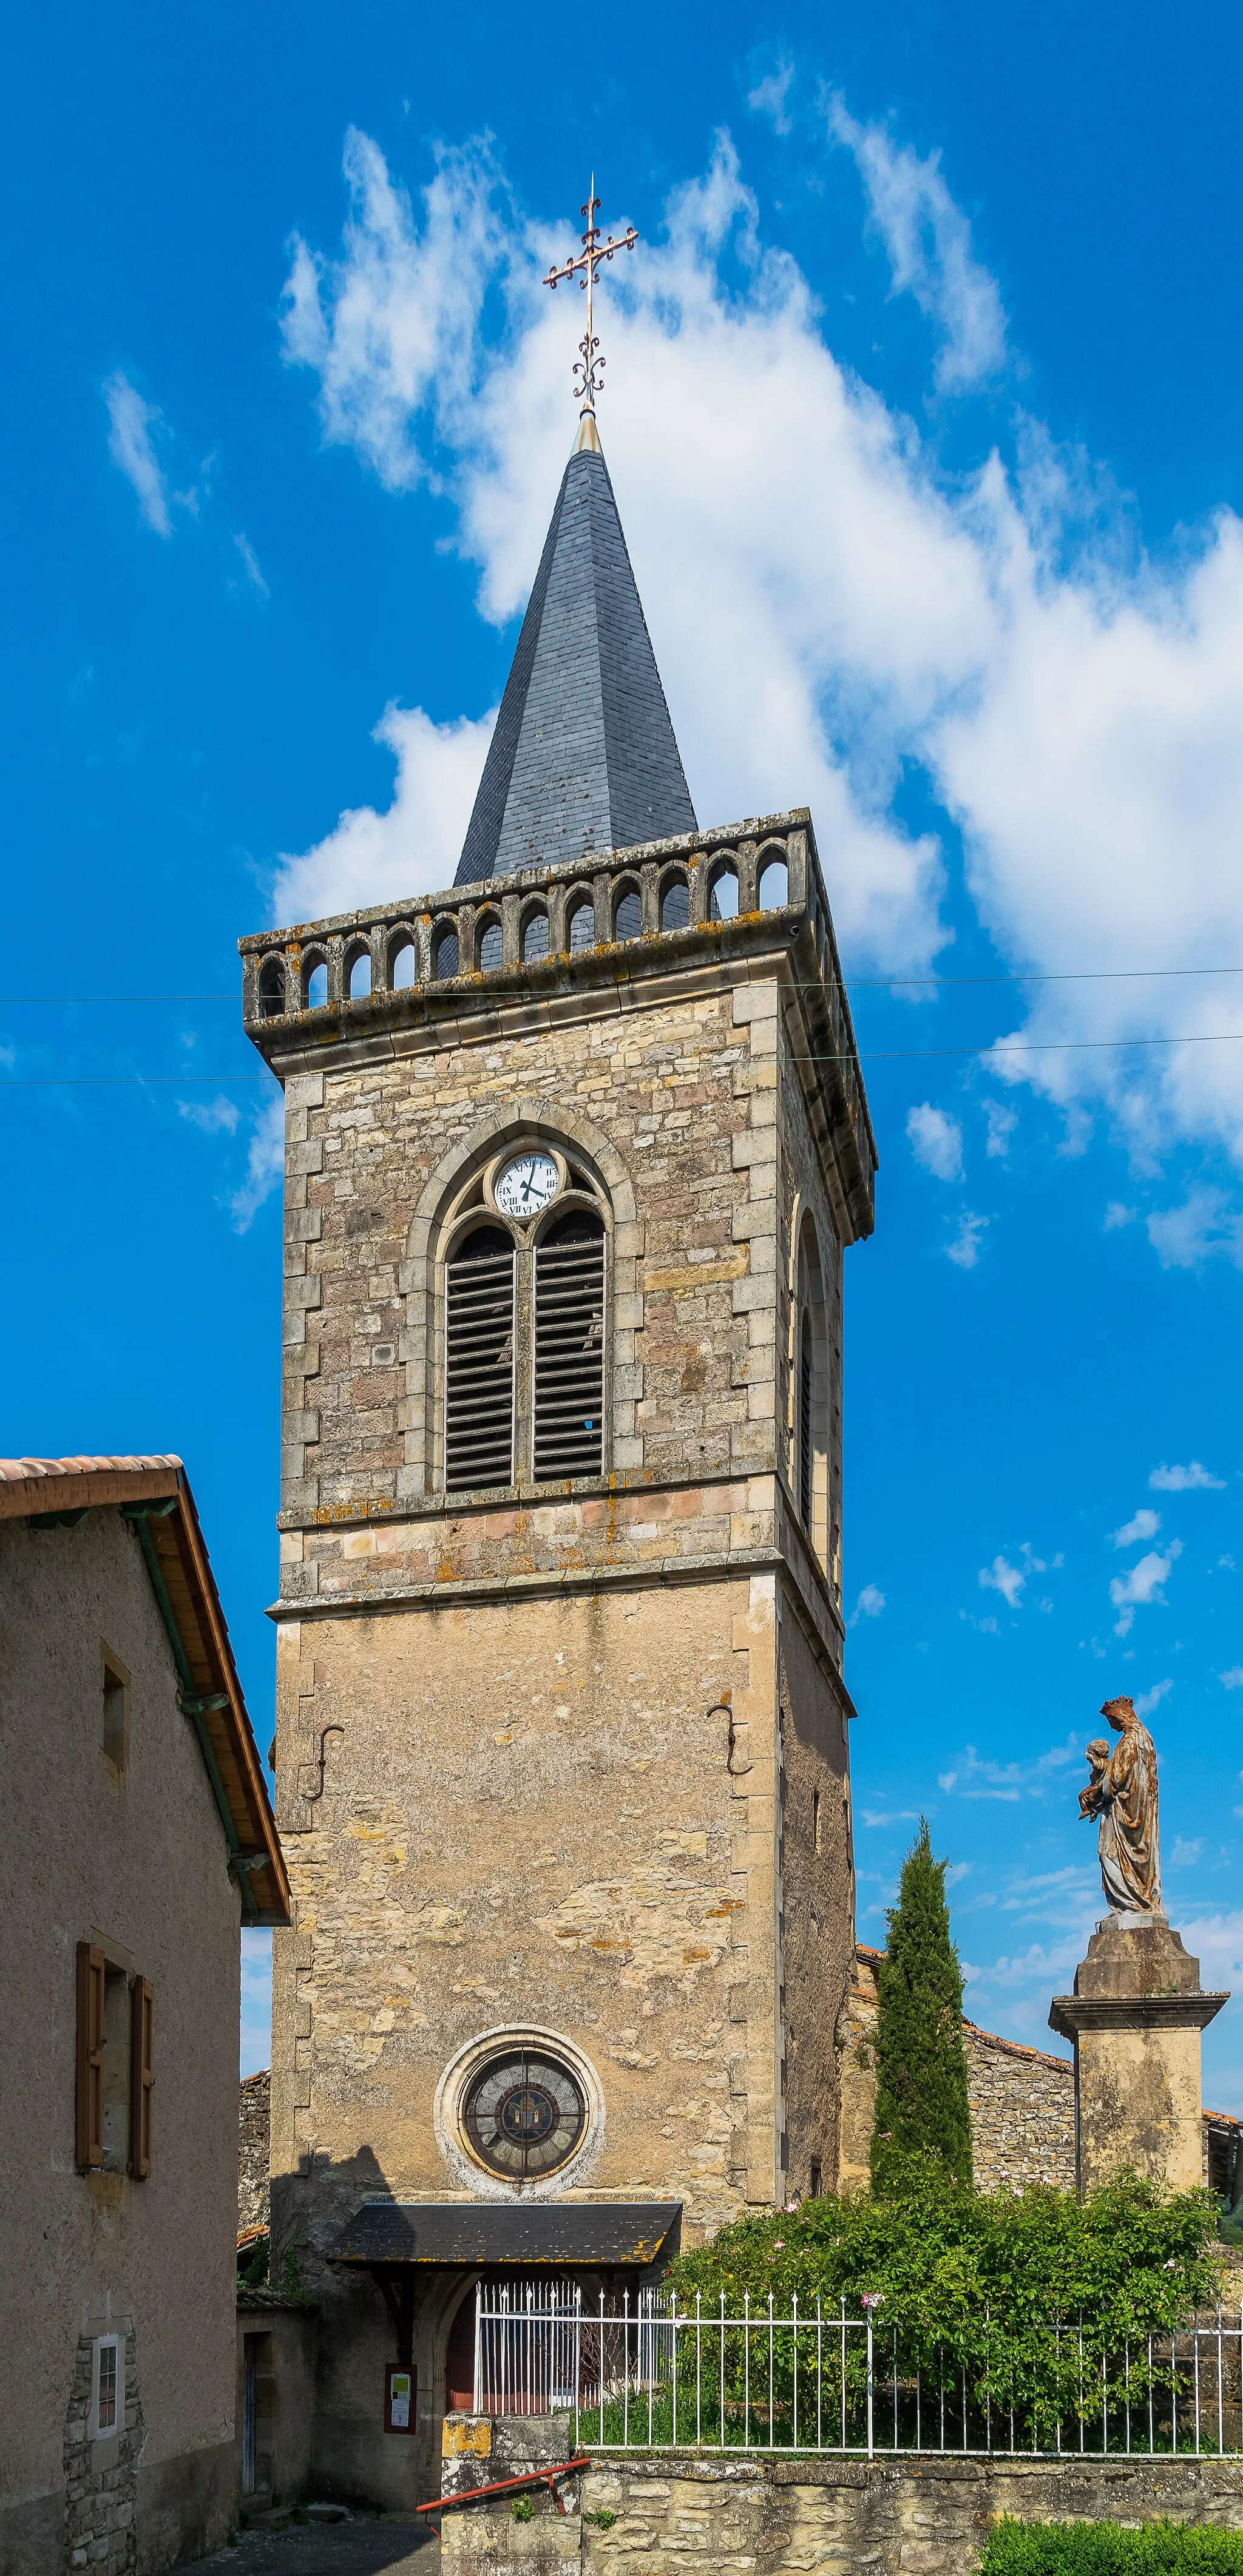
<box><xmin>870</xmin><ymin>1817</ymin><xmax>973</xmax><ymax>2192</ymax></box>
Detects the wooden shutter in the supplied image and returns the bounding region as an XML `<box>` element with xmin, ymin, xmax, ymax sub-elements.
<box><xmin>445</xmin><ymin>1226</ymin><xmax>515</xmax><ymax>1491</ymax></box>
<box><xmin>129</xmin><ymin>1978</ymin><xmax>154</xmax><ymax>2178</ymax></box>
<box><xmin>533</xmin><ymin>1214</ymin><xmax>605</xmax><ymax>1481</ymax></box>
<box><xmin>75</xmin><ymin>1943</ymin><xmax>106</xmax><ymax>2172</ymax></box>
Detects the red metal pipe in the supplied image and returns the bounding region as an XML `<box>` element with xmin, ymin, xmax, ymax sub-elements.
<box><xmin>415</xmin><ymin>2455</ymin><xmax>591</xmax><ymax>2521</ymax></box>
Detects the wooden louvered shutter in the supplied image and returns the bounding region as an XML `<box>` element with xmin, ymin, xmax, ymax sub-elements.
<box><xmin>445</xmin><ymin>1226</ymin><xmax>515</xmax><ymax>1491</ymax></box>
<box><xmin>533</xmin><ymin>1213</ymin><xmax>605</xmax><ymax>1481</ymax></box>
<box><xmin>76</xmin><ymin>1942</ymin><xmax>106</xmax><ymax>2171</ymax></box>
<box><xmin>129</xmin><ymin>1978</ymin><xmax>154</xmax><ymax>2177</ymax></box>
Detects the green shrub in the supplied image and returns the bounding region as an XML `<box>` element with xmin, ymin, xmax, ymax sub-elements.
<box><xmin>872</xmin><ymin>1820</ymin><xmax>972</xmax><ymax>2191</ymax></box>
<box><xmin>665</xmin><ymin>2165</ymin><xmax>1221</xmax><ymax>2449</ymax></box>
<box><xmin>511</xmin><ymin>2495</ymin><xmax>534</xmax><ymax>2523</ymax></box>
<box><xmin>585</xmin><ymin>2509</ymin><xmax>617</xmax><ymax>2529</ymax></box>
<box><xmin>982</xmin><ymin>2519</ymin><xmax>1243</xmax><ymax>2575</ymax></box>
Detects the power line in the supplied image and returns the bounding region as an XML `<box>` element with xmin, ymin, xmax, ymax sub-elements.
<box><xmin>5</xmin><ymin>1032</ymin><xmax>1243</xmax><ymax>1086</ymax></box>
<box><xmin>0</xmin><ymin>1073</ymin><xmax>271</xmax><ymax>1089</ymax></box>
<box><xmin>4</xmin><ymin>964</ymin><xmax>1243</xmax><ymax>1004</ymax></box>
<box><xmin>800</xmin><ymin>1033</ymin><xmax>1243</xmax><ymax>1062</ymax></box>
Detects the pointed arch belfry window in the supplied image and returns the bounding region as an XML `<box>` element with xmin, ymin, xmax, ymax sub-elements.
<box><xmin>445</xmin><ymin>1226</ymin><xmax>516</xmax><ymax>1492</ymax></box>
<box><xmin>533</xmin><ymin>1211</ymin><xmax>605</xmax><ymax>1481</ymax></box>
<box><xmin>799</xmin><ymin>1307</ymin><xmax>814</xmax><ymax>1530</ymax></box>
<box><xmin>795</xmin><ymin>1217</ymin><xmax>828</xmax><ymax>1567</ymax></box>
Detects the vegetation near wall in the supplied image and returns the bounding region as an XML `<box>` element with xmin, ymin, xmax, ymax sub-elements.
<box><xmin>668</xmin><ymin>2165</ymin><xmax>1221</xmax><ymax>2446</ymax></box>
<box><xmin>983</xmin><ymin>2521</ymin><xmax>1243</xmax><ymax>2575</ymax></box>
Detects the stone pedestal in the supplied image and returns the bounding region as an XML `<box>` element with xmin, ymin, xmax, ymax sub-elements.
<box><xmin>1049</xmin><ymin>1915</ymin><xmax>1228</xmax><ymax>2196</ymax></box>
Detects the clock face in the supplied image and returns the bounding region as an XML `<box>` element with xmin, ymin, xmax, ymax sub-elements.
<box><xmin>494</xmin><ymin>1152</ymin><xmax>560</xmax><ymax>1220</ymax></box>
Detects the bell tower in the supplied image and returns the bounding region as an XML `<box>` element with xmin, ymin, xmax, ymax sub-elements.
<box><xmin>241</xmin><ymin>404</ymin><xmax>876</xmax><ymax>2503</ymax></box>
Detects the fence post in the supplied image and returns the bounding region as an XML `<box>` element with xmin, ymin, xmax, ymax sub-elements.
<box><xmin>867</xmin><ymin>2311</ymin><xmax>875</xmax><ymax>2461</ymax></box>
<box><xmin>473</xmin><ymin>2278</ymin><xmax>482</xmax><ymax>2414</ymax></box>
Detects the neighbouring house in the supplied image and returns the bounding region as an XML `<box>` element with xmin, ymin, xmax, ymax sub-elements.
<box><xmin>0</xmin><ymin>1453</ymin><xmax>289</xmax><ymax>2576</ymax></box>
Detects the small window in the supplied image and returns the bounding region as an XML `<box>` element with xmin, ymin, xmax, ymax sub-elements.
<box><xmin>758</xmin><ymin>856</ymin><xmax>789</xmax><ymax>909</ymax></box>
<box><xmin>433</xmin><ymin>927</ymin><xmax>460</xmax><ymax>981</ymax></box>
<box><xmin>521</xmin><ymin>910</ymin><xmax>550</xmax><ymax>963</ymax></box>
<box><xmin>445</xmin><ymin>1226</ymin><xmax>515</xmax><ymax>1492</ymax></box>
<box><xmin>709</xmin><ymin>865</ymin><xmax>739</xmax><ymax>921</ymax></box>
<box><xmin>567</xmin><ymin>898</ymin><xmax>595</xmax><ymax>953</ymax></box>
<box><xmin>90</xmin><ymin>2334</ymin><xmax>124</xmax><ymax>2441</ymax></box>
<box><xmin>390</xmin><ymin>937</ymin><xmax>418</xmax><ymax>990</ymax></box>
<box><xmin>808</xmin><ymin>2159</ymin><xmax>823</xmax><ymax>2200</ymax></box>
<box><xmin>614</xmin><ymin>887</ymin><xmax>642</xmax><ymax>942</ymax></box>
<box><xmin>347</xmin><ymin>949</ymin><xmax>371</xmax><ymax>1000</ymax></box>
<box><xmin>478</xmin><ymin>918</ymin><xmax>503</xmax><ymax>970</ymax></box>
<box><xmin>660</xmin><ymin>877</ymin><xmax>690</xmax><ymax>931</ymax></box>
<box><xmin>304</xmin><ymin>959</ymin><xmax>328</xmax><ymax>1009</ymax></box>
<box><xmin>257</xmin><ymin>958</ymin><xmax>285</xmax><ymax>1018</ymax></box>
<box><xmin>100</xmin><ymin>1651</ymin><xmax>129</xmax><ymax>1778</ymax></box>
<box><xmin>533</xmin><ymin>1211</ymin><xmax>605</xmax><ymax>1481</ymax></box>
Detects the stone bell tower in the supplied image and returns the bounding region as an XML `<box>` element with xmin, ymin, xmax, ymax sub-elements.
<box><xmin>240</xmin><ymin>407</ymin><xmax>877</xmax><ymax>2504</ymax></box>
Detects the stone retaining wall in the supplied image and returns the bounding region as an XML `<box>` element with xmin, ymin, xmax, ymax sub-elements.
<box><xmin>439</xmin><ymin>2424</ymin><xmax>1243</xmax><ymax>2576</ymax></box>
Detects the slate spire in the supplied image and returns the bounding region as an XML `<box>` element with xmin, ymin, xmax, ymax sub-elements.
<box><xmin>455</xmin><ymin>419</ymin><xmax>697</xmax><ymax>886</ymax></box>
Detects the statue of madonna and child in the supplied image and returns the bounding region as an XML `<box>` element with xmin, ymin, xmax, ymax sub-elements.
<box><xmin>1077</xmin><ymin>1694</ymin><xmax>1163</xmax><ymax>1919</ymax></box>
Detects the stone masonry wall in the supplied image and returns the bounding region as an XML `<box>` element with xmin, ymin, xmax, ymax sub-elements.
<box><xmin>239</xmin><ymin>2069</ymin><xmax>271</xmax><ymax>2236</ymax></box>
<box><xmin>63</xmin><ymin>2324</ymin><xmax>144</xmax><ymax>2576</ymax></box>
<box><xmin>439</xmin><ymin>2432</ymin><xmax>1243</xmax><ymax>2576</ymax></box>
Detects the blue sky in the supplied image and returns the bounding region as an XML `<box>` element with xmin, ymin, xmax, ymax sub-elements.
<box><xmin>5</xmin><ymin>2</ymin><xmax>1243</xmax><ymax>2103</ymax></box>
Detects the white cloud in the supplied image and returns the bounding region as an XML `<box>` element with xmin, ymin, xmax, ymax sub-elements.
<box><xmin>277</xmin><ymin>124</ymin><xmax>1243</xmax><ymax>1205</ymax></box>
<box><xmin>280</xmin><ymin>127</ymin><xmax>513</xmax><ymax>493</ymax></box>
<box><xmin>980</xmin><ymin>1553</ymin><xmax>1025</xmax><ymax>1608</ymax></box>
<box><xmin>104</xmin><ymin>371</ymin><xmax>171</xmax><ymax>535</ymax></box>
<box><xmin>848</xmin><ymin>1581</ymin><xmax>886</xmax><ymax>1626</ymax></box>
<box><xmin>1150</xmin><ymin>1459</ymin><xmax>1226</xmax><ymax>1491</ymax></box>
<box><xmin>1148</xmin><ymin>1191</ymin><xmax>1243</xmax><ymax>1273</ymax></box>
<box><xmin>1221</xmin><ymin>1668</ymin><xmax>1243</xmax><ymax>1691</ymax></box>
<box><xmin>234</xmin><ymin>533</ymin><xmax>269</xmax><ymax>595</ymax></box>
<box><xmin>1134</xmin><ymin>1678</ymin><xmax>1173</xmax><ymax>1717</ymax></box>
<box><xmin>1170</xmin><ymin>1836</ymin><xmax>1202</xmax><ymax>1866</ymax></box>
<box><xmin>861</xmin><ymin>1807</ymin><xmax>920</xmax><ymax>1827</ymax></box>
<box><xmin>1109</xmin><ymin>1540</ymin><xmax>1182</xmax><ymax>1637</ymax></box>
<box><xmin>271</xmin><ymin>703</ymin><xmax>495</xmax><ymax>927</ymax></box>
<box><xmin>1103</xmin><ymin>1202</ymin><xmax>1137</xmax><ymax>1230</ymax></box>
<box><xmin>907</xmin><ymin>1100</ymin><xmax>963</xmax><ymax>1179</ymax></box>
<box><xmin>983</xmin><ymin>1100</ymin><xmax>1017</xmax><ymax>1158</ymax></box>
<box><xmin>947</xmin><ymin>1211</ymin><xmax>987</xmax><ymax>1268</ymax></box>
<box><xmin>178</xmin><ymin>1094</ymin><xmax>241</xmax><ymax>1135</ymax></box>
<box><xmin>1111</xmin><ymin>1507</ymin><xmax>1160</xmax><ymax>1549</ymax></box>
<box><xmin>825</xmin><ymin>96</ymin><xmax>1007</xmax><ymax>391</ymax></box>
<box><xmin>231</xmin><ymin>1094</ymin><xmax>285</xmax><ymax>1232</ymax></box>
<box><xmin>748</xmin><ymin>58</ymin><xmax>794</xmax><ymax>137</ymax></box>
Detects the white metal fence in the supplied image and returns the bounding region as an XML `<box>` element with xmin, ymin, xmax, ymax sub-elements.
<box><xmin>470</xmin><ymin>2283</ymin><xmax>1243</xmax><ymax>2460</ymax></box>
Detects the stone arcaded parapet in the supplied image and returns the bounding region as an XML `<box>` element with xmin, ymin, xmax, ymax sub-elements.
<box><xmin>1051</xmin><ymin>1918</ymin><xmax>1228</xmax><ymax>2196</ymax></box>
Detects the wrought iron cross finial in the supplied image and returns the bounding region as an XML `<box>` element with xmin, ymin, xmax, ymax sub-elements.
<box><xmin>543</xmin><ymin>175</ymin><xmax>638</xmax><ymax>413</ymax></box>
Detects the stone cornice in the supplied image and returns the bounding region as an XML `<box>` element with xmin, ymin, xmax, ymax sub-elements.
<box><xmin>1049</xmin><ymin>1992</ymin><xmax>1229</xmax><ymax>2039</ymax></box>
